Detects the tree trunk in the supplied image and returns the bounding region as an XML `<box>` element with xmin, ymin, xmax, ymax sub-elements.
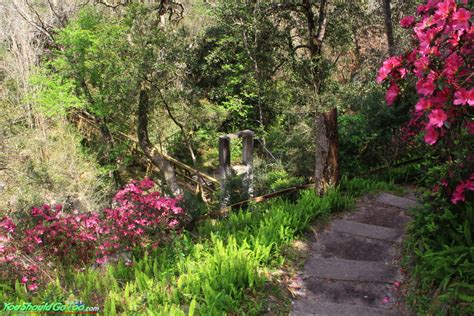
<box><xmin>314</xmin><ymin>108</ymin><xmax>339</xmax><ymax>195</ymax></box>
<box><xmin>302</xmin><ymin>0</ymin><xmax>339</xmax><ymax>195</ymax></box>
<box><xmin>382</xmin><ymin>0</ymin><xmax>395</xmax><ymax>56</ymax></box>
<box><xmin>137</xmin><ymin>88</ymin><xmax>182</xmax><ymax>196</ymax></box>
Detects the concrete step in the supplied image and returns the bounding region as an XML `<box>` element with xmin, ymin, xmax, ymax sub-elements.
<box><xmin>291</xmin><ymin>301</ymin><xmax>400</xmax><ymax>316</ymax></box>
<box><xmin>376</xmin><ymin>192</ymin><xmax>420</xmax><ymax>210</ymax></box>
<box><xmin>303</xmin><ymin>278</ymin><xmax>399</xmax><ymax>310</ymax></box>
<box><xmin>304</xmin><ymin>258</ymin><xmax>400</xmax><ymax>283</ymax></box>
<box><xmin>346</xmin><ymin>202</ymin><xmax>411</xmax><ymax>230</ymax></box>
<box><xmin>312</xmin><ymin>231</ymin><xmax>400</xmax><ymax>262</ymax></box>
<box><xmin>331</xmin><ymin>219</ymin><xmax>402</xmax><ymax>242</ymax></box>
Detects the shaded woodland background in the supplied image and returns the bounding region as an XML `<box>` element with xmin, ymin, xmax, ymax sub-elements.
<box><xmin>0</xmin><ymin>0</ymin><xmax>419</xmax><ymax>212</ymax></box>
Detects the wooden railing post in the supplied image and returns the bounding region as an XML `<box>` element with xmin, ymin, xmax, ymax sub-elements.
<box><xmin>219</xmin><ymin>135</ymin><xmax>232</xmax><ymax>206</ymax></box>
<box><xmin>240</xmin><ymin>130</ymin><xmax>254</xmax><ymax>198</ymax></box>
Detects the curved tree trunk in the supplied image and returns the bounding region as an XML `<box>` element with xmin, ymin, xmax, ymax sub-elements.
<box><xmin>137</xmin><ymin>88</ymin><xmax>182</xmax><ymax>196</ymax></box>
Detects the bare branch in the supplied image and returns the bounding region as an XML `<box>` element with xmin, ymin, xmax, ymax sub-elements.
<box><xmin>12</xmin><ymin>0</ymin><xmax>55</xmax><ymax>42</ymax></box>
<box><xmin>293</xmin><ymin>44</ymin><xmax>311</xmax><ymax>52</ymax></box>
<box><xmin>94</xmin><ymin>0</ymin><xmax>122</xmax><ymax>10</ymax></box>
<box><xmin>46</xmin><ymin>0</ymin><xmax>66</xmax><ymax>27</ymax></box>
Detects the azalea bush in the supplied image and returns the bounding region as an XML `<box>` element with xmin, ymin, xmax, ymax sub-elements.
<box><xmin>0</xmin><ymin>178</ymin><xmax>186</xmax><ymax>292</ymax></box>
<box><xmin>97</xmin><ymin>179</ymin><xmax>186</xmax><ymax>264</ymax></box>
<box><xmin>377</xmin><ymin>1</ymin><xmax>474</xmax><ymax>313</ymax></box>
<box><xmin>377</xmin><ymin>0</ymin><xmax>473</xmax><ymax>204</ymax></box>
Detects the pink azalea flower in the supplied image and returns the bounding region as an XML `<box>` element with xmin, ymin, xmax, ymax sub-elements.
<box><xmin>5</xmin><ymin>254</ymin><xmax>15</xmax><ymax>262</ymax></box>
<box><xmin>443</xmin><ymin>53</ymin><xmax>463</xmax><ymax>78</ymax></box>
<box><xmin>169</xmin><ymin>219</ymin><xmax>179</xmax><ymax>228</ymax></box>
<box><xmin>415</xmin><ymin>98</ymin><xmax>432</xmax><ymax>112</ymax></box>
<box><xmin>139</xmin><ymin>178</ymin><xmax>155</xmax><ymax>190</ymax></box>
<box><xmin>415</xmin><ymin>26</ymin><xmax>443</xmax><ymax>54</ymax></box>
<box><xmin>453</xmin><ymin>88</ymin><xmax>474</xmax><ymax>106</ymax></box>
<box><xmin>416</xmin><ymin>78</ymin><xmax>436</xmax><ymax>96</ymax></box>
<box><xmin>451</xmin><ymin>176</ymin><xmax>474</xmax><ymax>204</ymax></box>
<box><xmin>172</xmin><ymin>207</ymin><xmax>183</xmax><ymax>215</ymax></box>
<box><xmin>96</xmin><ymin>257</ymin><xmax>107</xmax><ymax>265</ymax></box>
<box><xmin>428</xmin><ymin>109</ymin><xmax>448</xmax><ymax>127</ymax></box>
<box><xmin>448</xmin><ymin>30</ymin><xmax>462</xmax><ymax>47</ymax></box>
<box><xmin>383</xmin><ymin>296</ymin><xmax>390</xmax><ymax>304</ymax></box>
<box><xmin>385</xmin><ymin>82</ymin><xmax>400</xmax><ymax>106</ymax></box>
<box><xmin>27</xmin><ymin>283</ymin><xmax>38</xmax><ymax>292</ymax></box>
<box><xmin>418</xmin><ymin>16</ymin><xmax>436</xmax><ymax>31</ymax></box>
<box><xmin>452</xmin><ymin>183</ymin><xmax>465</xmax><ymax>204</ymax></box>
<box><xmin>452</xmin><ymin>8</ymin><xmax>471</xmax><ymax>30</ymax></box>
<box><xmin>417</xmin><ymin>4</ymin><xmax>428</xmax><ymax>15</ymax></box>
<box><xmin>435</xmin><ymin>0</ymin><xmax>456</xmax><ymax>21</ymax></box>
<box><xmin>414</xmin><ymin>56</ymin><xmax>430</xmax><ymax>78</ymax></box>
<box><xmin>21</xmin><ymin>276</ymin><xmax>28</xmax><ymax>284</ymax></box>
<box><xmin>400</xmin><ymin>16</ymin><xmax>415</xmax><ymax>28</ymax></box>
<box><xmin>376</xmin><ymin>56</ymin><xmax>402</xmax><ymax>83</ymax></box>
<box><xmin>424</xmin><ymin>126</ymin><xmax>438</xmax><ymax>145</ymax></box>
<box><xmin>397</xmin><ymin>68</ymin><xmax>408</xmax><ymax>79</ymax></box>
<box><xmin>0</xmin><ymin>217</ymin><xmax>16</xmax><ymax>233</ymax></box>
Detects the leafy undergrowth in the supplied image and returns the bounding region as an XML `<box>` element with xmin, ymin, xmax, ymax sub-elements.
<box><xmin>402</xmin><ymin>192</ymin><xmax>474</xmax><ymax>316</ymax></box>
<box><xmin>0</xmin><ymin>178</ymin><xmax>397</xmax><ymax>315</ymax></box>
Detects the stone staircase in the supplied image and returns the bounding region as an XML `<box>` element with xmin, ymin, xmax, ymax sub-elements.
<box><xmin>291</xmin><ymin>192</ymin><xmax>419</xmax><ymax>316</ymax></box>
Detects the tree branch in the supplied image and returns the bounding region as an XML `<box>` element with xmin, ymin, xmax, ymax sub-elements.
<box><xmin>12</xmin><ymin>1</ymin><xmax>55</xmax><ymax>42</ymax></box>
<box><xmin>94</xmin><ymin>0</ymin><xmax>122</xmax><ymax>9</ymax></box>
<box><xmin>46</xmin><ymin>0</ymin><xmax>66</xmax><ymax>27</ymax></box>
<box><xmin>137</xmin><ymin>87</ymin><xmax>182</xmax><ymax>196</ymax></box>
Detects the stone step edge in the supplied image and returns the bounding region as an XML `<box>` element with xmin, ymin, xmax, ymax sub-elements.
<box><xmin>291</xmin><ymin>300</ymin><xmax>399</xmax><ymax>316</ymax></box>
<box><xmin>376</xmin><ymin>192</ymin><xmax>420</xmax><ymax>210</ymax></box>
<box><xmin>304</xmin><ymin>258</ymin><xmax>401</xmax><ymax>284</ymax></box>
<box><xmin>330</xmin><ymin>219</ymin><xmax>402</xmax><ymax>242</ymax></box>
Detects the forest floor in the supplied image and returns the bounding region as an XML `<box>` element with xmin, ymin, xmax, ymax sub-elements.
<box><xmin>289</xmin><ymin>191</ymin><xmax>419</xmax><ymax>316</ymax></box>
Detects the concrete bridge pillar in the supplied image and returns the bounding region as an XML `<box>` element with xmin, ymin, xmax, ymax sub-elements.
<box><xmin>218</xmin><ymin>130</ymin><xmax>255</xmax><ymax>207</ymax></box>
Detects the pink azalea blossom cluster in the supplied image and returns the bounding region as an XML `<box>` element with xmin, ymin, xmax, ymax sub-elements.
<box><xmin>24</xmin><ymin>204</ymin><xmax>100</xmax><ymax>263</ymax></box>
<box><xmin>0</xmin><ymin>217</ymin><xmax>43</xmax><ymax>292</ymax></box>
<box><xmin>377</xmin><ymin>0</ymin><xmax>472</xmax><ymax>144</ymax></box>
<box><xmin>451</xmin><ymin>173</ymin><xmax>474</xmax><ymax>204</ymax></box>
<box><xmin>96</xmin><ymin>178</ymin><xmax>185</xmax><ymax>264</ymax></box>
<box><xmin>377</xmin><ymin>0</ymin><xmax>473</xmax><ymax>204</ymax></box>
<box><xmin>0</xmin><ymin>178</ymin><xmax>186</xmax><ymax>291</ymax></box>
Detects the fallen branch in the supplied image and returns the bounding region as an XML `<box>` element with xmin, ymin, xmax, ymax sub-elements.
<box><xmin>214</xmin><ymin>182</ymin><xmax>315</xmax><ymax>218</ymax></box>
<box><xmin>365</xmin><ymin>157</ymin><xmax>424</xmax><ymax>175</ymax></box>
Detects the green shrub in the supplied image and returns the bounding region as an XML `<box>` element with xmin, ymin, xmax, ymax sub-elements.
<box><xmin>253</xmin><ymin>167</ymin><xmax>305</xmax><ymax>197</ymax></box>
<box><xmin>338</xmin><ymin>82</ymin><xmax>417</xmax><ymax>176</ymax></box>
<box><xmin>403</xmin><ymin>194</ymin><xmax>474</xmax><ymax>315</ymax></box>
